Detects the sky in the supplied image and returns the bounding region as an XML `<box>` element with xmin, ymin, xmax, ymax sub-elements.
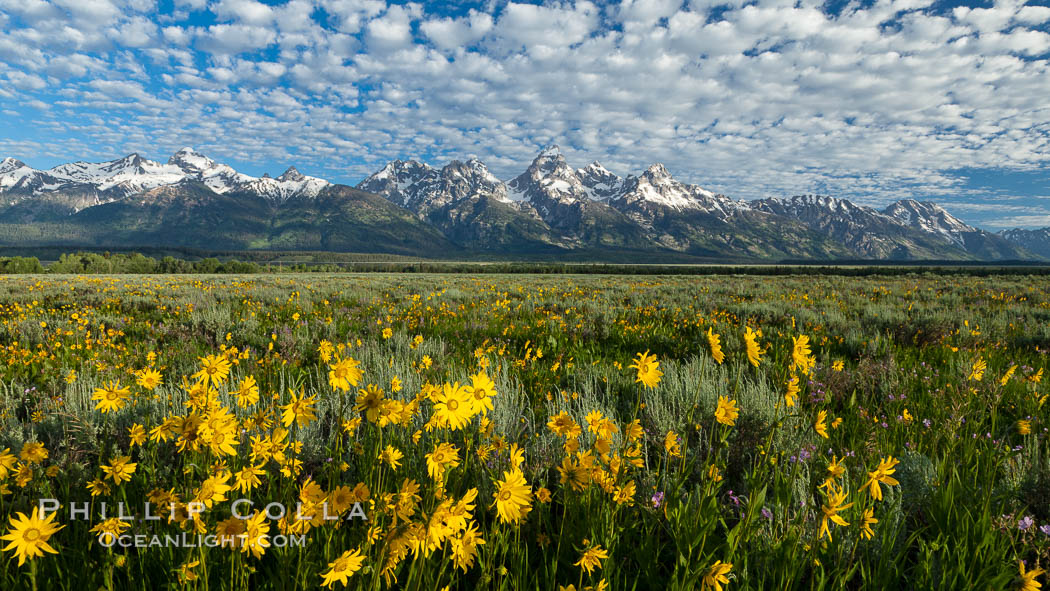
<box><xmin>1</xmin><ymin>0</ymin><xmax>1049</xmax><ymax>230</ymax></box>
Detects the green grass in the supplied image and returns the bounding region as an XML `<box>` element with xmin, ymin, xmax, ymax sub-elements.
<box><xmin>0</xmin><ymin>272</ymin><xmax>1046</xmax><ymax>590</ymax></box>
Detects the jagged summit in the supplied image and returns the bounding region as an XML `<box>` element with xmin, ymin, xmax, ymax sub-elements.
<box><xmin>365</xmin><ymin>148</ymin><xmax>746</xmax><ymax>241</ymax></box>
<box><xmin>0</xmin><ymin>150</ymin><xmax>328</xmax><ymax>204</ymax></box>
<box><xmin>359</xmin><ymin>156</ymin><xmax>510</xmax><ymax>214</ymax></box>
<box><xmin>536</xmin><ymin>144</ymin><xmax>562</xmax><ymax>158</ymax></box>
<box><xmin>168</xmin><ymin>147</ymin><xmax>216</xmax><ymax>172</ymax></box>
<box><xmin>882</xmin><ymin>199</ymin><xmax>975</xmax><ymax>246</ymax></box>
<box><xmin>522</xmin><ymin>145</ymin><xmax>572</xmax><ymax>180</ymax></box>
<box><xmin>576</xmin><ymin>162</ymin><xmax>623</xmax><ymax>201</ymax></box>
<box><xmin>278</xmin><ymin>166</ymin><xmax>305</xmax><ymax>182</ymax></box>
<box><xmin>776</xmin><ymin>194</ymin><xmax>872</xmax><ymax>214</ymax></box>
<box><xmin>617</xmin><ymin>162</ymin><xmax>730</xmax><ymax>215</ymax></box>
<box><xmin>1000</xmin><ymin>227</ymin><xmax>1050</xmax><ymax>259</ymax></box>
<box><xmin>747</xmin><ymin>194</ymin><xmax>1025</xmax><ymax>260</ymax></box>
<box><xmin>357</xmin><ymin>159</ymin><xmax>437</xmax><ymax>208</ymax></box>
<box><xmin>643</xmin><ymin>163</ymin><xmax>671</xmax><ymax>179</ymax></box>
<box><xmin>0</xmin><ymin>145</ymin><xmax>1041</xmax><ymax>261</ymax></box>
<box><xmin>579</xmin><ymin>161</ymin><xmax>612</xmax><ymax>175</ymax></box>
<box><xmin>0</xmin><ymin>157</ymin><xmax>27</xmax><ymax>174</ymax></box>
<box><xmin>506</xmin><ymin>147</ymin><xmax>588</xmax><ymax>214</ymax></box>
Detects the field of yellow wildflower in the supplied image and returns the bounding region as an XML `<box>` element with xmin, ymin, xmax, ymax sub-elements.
<box><xmin>0</xmin><ymin>273</ymin><xmax>1047</xmax><ymax>590</ymax></box>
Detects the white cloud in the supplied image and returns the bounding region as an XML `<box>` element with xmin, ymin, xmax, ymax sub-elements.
<box><xmin>616</xmin><ymin>0</ymin><xmax>682</xmax><ymax>27</ymax></box>
<box><xmin>0</xmin><ymin>34</ymin><xmax>46</xmax><ymax>68</ymax></box>
<box><xmin>162</xmin><ymin>26</ymin><xmax>192</xmax><ymax>45</ymax></box>
<box><xmin>365</xmin><ymin>4</ymin><xmax>420</xmax><ymax>52</ymax></box>
<box><xmin>213</xmin><ymin>0</ymin><xmax>274</xmax><ymax>26</ymax></box>
<box><xmin>952</xmin><ymin>2</ymin><xmax>1017</xmax><ymax>33</ymax></box>
<box><xmin>88</xmin><ymin>79</ymin><xmax>148</xmax><ymax>99</ymax></box>
<box><xmin>4</xmin><ymin>69</ymin><xmax>47</xmax><ymax>90</ymax></box>
<box><xmin>206</xmin><ymin>66</ymin><xmax>237</xmax><ymax>83</ymax></box>
<box><xmin>976</xmin><ymin>29</ymin><xmax>1050</xmax><ymax>56</ymax></box>
<box><xmin>112</xmin><ymin>16</ymin><xmax>158</xmax><ymax>48</ymax></box>
<box><xmin>420</xmin><ymin>10</ymin><xmax>493</xmax><ymax>50</ymax></box>
<box><xmin>984</xmin><ymin>213</ymin><xmax>1050</xmax><ymax>230</ymax></box>
<box><xmin>198</xmin><ymin>23</ymin><xmax>277</xmax><ymax>54</ymax></box>
<box><xmin>493</xmin><ymin>2</ymin><xmax>600</xmax><ymax>51</ymax></box>
<box><xmin>320</xmin><ymin>0</ymin><xmax>386</xmax><ymax>34</ymax></box>
<box><xmin>0</xmin><ymin>0</ymin><xmax>62</xmax><ymax>24</ymax></box>
<box><xmin>3</xmin><ymin>0</ymin><xmax>1050</xmax><ymax>229</ymax></box>
<box><xmin>1015</xmin><ymin>6</ymin><xmax>1050</xmax><ymax>25</ymax></box>
<box><xmin>50</xmin><ymin>0</ymin><xmax>122</xmax><ymax>25</ymax></box>
<box><xmin>44</xmin><ymin>53</ymin><xmax>105</xmax><ymax>78</ymax></box>
<box><xmin>174</xmin><ymin>0</ymin><xmax>206</xmax><ymax>10</ymax></box>
<box><xmin>124</xmin><ymin>0</ymin><xmax>156</xmax><ymax>10</ymax></box>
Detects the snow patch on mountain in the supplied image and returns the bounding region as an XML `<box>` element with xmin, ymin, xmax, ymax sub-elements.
<box><xmin>882</xmin><ymin>199</ymin><xmax>975</xmax><ymax>247</ymax></box>
<box><xmin>604</xmin><ymin>163</ymin><xmax>743</xmax><ymax>223</ymax></box>
<box><xmin>576</xmin><ymin>162</ymin><xmax>623</xmax><ymax>201</ymax></box>
<box><xmin>363</xmin><ymin>145</ymin><xmax>735</xmax><ymax>225</ymax></box>
<box><xmin>239</xmin><ymin>166</ymin><xmax>330</xmax><ymax>201</ymax></box>
<box><xmin>357</xmin><ymin>157</ymin><xmax>510</xmax><ymax>213</ymax></box>
<box><xmin>0</xmin><ymin>159</ymin><xmax>34</xmax><ymax>190</ymax></box>
<box><xmin>357</xmin><ymin>160</ymin><xmax>438</xmax><ymax>208</ymax></box>
<box><xmin>0</xmin><ymin>149</ymin><xmax>329</xmax><ymax>203</ymax></box>
<box><xmin>168</xmin><ymin>147</ymin><xmax>215</xmax><ymax>172</ymax></box>
<box><xmin>1000</xmin><ymin>227</ymin><xmax>1050</xmax><ymax>259</ymax></box>
<box><xmin>6</xmin><ymin>146</ymin><xmax>1025</xmax><ymax>261</ymax></box>
<box><xmin>749</xmin><ymin>195</ymin><xmax>899</xmax><ymax>228</ymax></box>
<box><xmin>49</xmin><ymin>154</ymin><xmax>186</xmax><ymax>195</ymax></box>
<box><xmin>0</xmin><ymin>158</ymin><xmax>28</xmax><ymax>175</ymax></box>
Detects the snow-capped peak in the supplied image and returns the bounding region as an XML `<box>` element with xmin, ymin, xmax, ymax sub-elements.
<box><xmin>48</xmin><ymin>153</ymin><xmax>186</xmax><ymax>195</ymax></box>
<box><xmin>643</xmin><ymin>163</ymin><xmax>671</xmax><ymax>180</ymax></box>
<box><xmin>451</xmin><ymin>158</ymin><xmax>502</xmax><ymax>186</ymax></box>
<box><xmin>358</xmin><ymin>157</ymin><xmax>512</xmax><ymax>212</ymax></box>
<box><xmin>576</xmin><ymin>161</ymin><xmax>623</xmax><ymax>201</ymax></box>
<box><xmin>464</xmin><ymin>157</ymin><xmax>493</xmax><ymax>175</ymax></box>
<box><xmin>369</xmin><ymin>159</ymin><xmax>425</xmax><ymax>182</ymax></box>
<box><xmin>516</xmin><ymin>145</ymin><xmax>571</xmax><ymax>179</ymax></box>
<box><xmin>366</xmin><ymin>161</ymin><xmax>397</xmax><ymax>183</ymax></box>
<box><xmin>278</xmin><ymin>166</ymin><xmax>305</xmax><ymax>182</ymax></box>
<box><xmin>357</xmin><ymin>159</ymin><xmax>438</xmax><ymax>208</ymax></box>
<box><xmin>882</xmin><ymin>199</ymin><xmax>975</xmax><ymax>246</ymax></box>
<box><xmin>503</xmin><ymin>146</ymin><xmax>587</xmax><ymax>210</ymax></box>
<box><xmin>782</xmin><ymin>194</ymin><xmax>868</xmax><ymax>213</ymax></box>
<box><xmin>464</xmin><ymin>158</ymin><xmax>502</xmax><ymax>183</ymax></box>
<box><xmin>0</xmin><ymin>157</ymin><xmax>37</xmax><ymax>192</ymax></box>
<box><xmin>168</xmin><ymin>147</ymin><xmax>217</xmax><ymax>173</ymax></box>
<box><xmin>0</xmin><ymin>157</ymin><xmax>27</xmax><ymax>175</ymax></box>
<box><xmin>580</xmin><ymin>161</ymin><xmax>612</xmax><ymax>176</ymax></box>
<box><xmin>536</xmin><ymin>144</ymin><xmax>562</xmax><ymax>159</ymax></box>
<box><xmin>0</xmin><ymin>150</ymin><xmax>329</xmax><ymax>203</ymax></box>
<box><xmin>617</xmin><ymin>164</ymin><xmax>729</xmax><ymax>214</ymax></box>
<box><xmin>374</xmin><ymin>159</ymin><xmax>433</xmax><ymax>181</ymax></box>
<box><xmin>883</xmin><ymin>199</ymin><xmax>974</xmax><ymax>231</ymax></box>
<box><xmin>240</xmin><ymin>166</ymin><xmax>330</xmax><ymax>202</ymax></box>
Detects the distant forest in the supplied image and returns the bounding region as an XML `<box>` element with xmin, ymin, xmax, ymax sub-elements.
<box><xmin>2</xmin><ymin>248</ymin><xmax>1050</xmax><ymax>276</ymax></box>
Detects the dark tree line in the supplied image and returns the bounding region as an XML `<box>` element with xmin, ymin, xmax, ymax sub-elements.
<box><xmin>1</xmin><ymin>251</ymin><xmax>1049</xmax><ymax>276</ymax></box>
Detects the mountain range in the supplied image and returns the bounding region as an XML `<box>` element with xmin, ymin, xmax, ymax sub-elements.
<box><xmin>0</xmin><ymin>146</ymin><xmax>1045</xmax><ymax>262</ymax></box>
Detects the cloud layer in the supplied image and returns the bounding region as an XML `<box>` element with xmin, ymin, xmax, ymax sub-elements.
<box><xmin>1</xmin><ymin>0</ymin><xmax>1048</xmax><ymax>228</ymax></box>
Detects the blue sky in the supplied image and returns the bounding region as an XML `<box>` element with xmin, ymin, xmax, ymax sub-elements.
<box><xmin>1</xmin><ymin>0</ymin><xmax>1049</xmax><ymax>229</ymax></box>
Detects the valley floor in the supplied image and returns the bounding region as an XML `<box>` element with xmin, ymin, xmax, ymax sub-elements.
<box><xmin>0</xmin><ymin>273</ymin><xmax>1046</xmax><ymax>589</ymax></box>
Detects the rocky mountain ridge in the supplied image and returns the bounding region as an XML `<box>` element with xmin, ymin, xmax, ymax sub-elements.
<box><xmin>0</xmin><ymin>146</ymin><xmax>1041</xmax><ymax>261</ymax></box>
